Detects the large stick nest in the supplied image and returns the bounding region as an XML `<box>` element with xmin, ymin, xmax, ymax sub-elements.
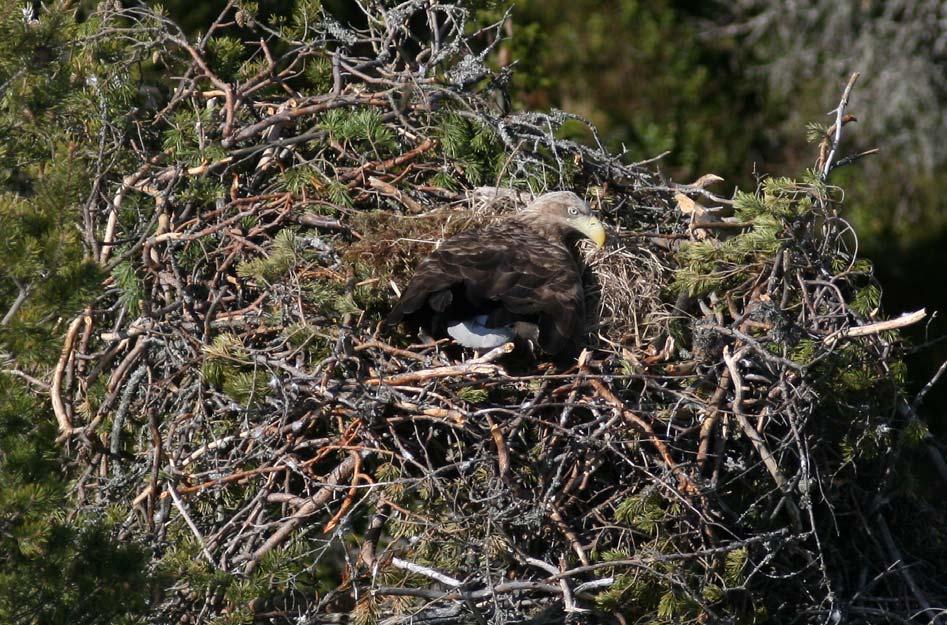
<box><xmin>56</xmin><ymin>3</ymin><xmax>946</xmax><ymax>624</ymax></box>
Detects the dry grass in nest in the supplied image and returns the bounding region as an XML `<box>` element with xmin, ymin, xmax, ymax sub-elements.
<box><xmin>344</xmin><ymin>206</ymin><xmax>486</xmax><ymax>280</ymax></box>
<box><xmin>588</xmin><ymin>236</ymin><xmax>671</xmax><ymax>355</ymax></box>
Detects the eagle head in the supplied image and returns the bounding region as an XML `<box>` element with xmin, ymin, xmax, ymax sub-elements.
<box><xmin>523</xmin><ymin>191</ymin><xmax>606</xmax><ymax>248</ymax></box>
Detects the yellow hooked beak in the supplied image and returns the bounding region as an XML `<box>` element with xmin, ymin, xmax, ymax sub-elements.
<box><xmin>572</xmin><ymin>215</ymin><xmax>607</xmax><ymax>248</ymax></box>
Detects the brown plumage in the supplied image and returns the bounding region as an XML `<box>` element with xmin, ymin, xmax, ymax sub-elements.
<box><xmin>385</xmin><ymin>191</ymin><xmax>606</xmax><ymax>355</ymax></box>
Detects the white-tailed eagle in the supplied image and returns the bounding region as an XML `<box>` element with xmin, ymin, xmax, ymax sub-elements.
<box><xmin>385</xmin><ymin>191</ymin><xmax>605</xmax><ymax>355</ymax></box>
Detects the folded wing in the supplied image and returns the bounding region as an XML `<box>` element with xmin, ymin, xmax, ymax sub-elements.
<box><xmin>385</xmin><ymin>223</ymin><xmax>585</xmax><ymax>354</ymax></box>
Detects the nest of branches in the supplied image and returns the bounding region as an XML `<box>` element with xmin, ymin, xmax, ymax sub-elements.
<box><xmin>54</xmin><ymin>3</ymin><xmax>945</xmax><ymax>624</ymax></box>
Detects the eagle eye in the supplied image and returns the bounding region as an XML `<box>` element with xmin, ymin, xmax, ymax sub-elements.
<box><xmin>568</xmin><ymin>206</ymin><xmax>579</xmax><ymax>216</ymax></box>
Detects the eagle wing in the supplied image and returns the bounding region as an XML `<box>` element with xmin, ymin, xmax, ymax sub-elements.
<box><xmin>386</xmin><ymin>222</ymin><xmax>586</xmax><ymax>353</ymax></box>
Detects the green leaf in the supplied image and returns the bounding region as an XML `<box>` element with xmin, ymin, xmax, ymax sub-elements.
<box><xmin>111</xmin><ymin>261</ymin><xmax>142</xmax><ymax>317</ymax></box>
<box><xmin>725</xmin><ymin>547</ymin><xmax>747</xmax><ymax>584</ymax></box>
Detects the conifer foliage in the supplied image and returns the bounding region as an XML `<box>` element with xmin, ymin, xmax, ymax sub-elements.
<box><xmin>1</xmin><ymin>2</ymin><xmax>945</xmax><ymax>624</ymax></box>
<box><xmin>0</xmin><ymin>3</ymin><xmax>155</xmax><ymax>623</ymax></box>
